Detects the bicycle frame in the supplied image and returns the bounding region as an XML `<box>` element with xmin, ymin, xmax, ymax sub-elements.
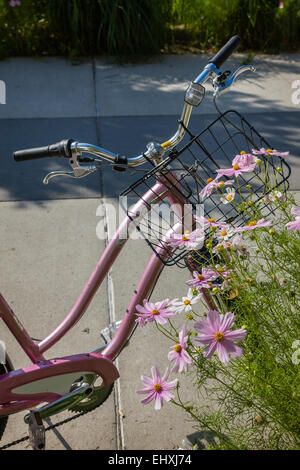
<box><xmin>0</xmin><ymin>172</ymin><xmax>213</xmax><ymax>418</ymax></box>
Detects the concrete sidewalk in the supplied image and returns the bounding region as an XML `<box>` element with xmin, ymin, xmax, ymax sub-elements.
<box><xmin>0</xmin><ymin>53</ymin><xmax>299</xmax><ymax>450</ymax></box>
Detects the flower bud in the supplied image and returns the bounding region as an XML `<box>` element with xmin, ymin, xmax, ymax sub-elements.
<box><xmin>255</xmin><ymin>415</ymin><xmax>263</xmax><ymax>424</ymax></box>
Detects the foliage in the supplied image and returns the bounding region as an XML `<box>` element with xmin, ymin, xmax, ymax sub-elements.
<box><xmin>0</xmin><ymin>0</ymin><xmax>299</xmax><ymax>59</ymax></box>
<box><xmin>170</xmin><ymin>0</ymin><xmax>300</xmax><ymax>53</ymax></box>
<box><xmin>137</xmin><ymin>151</ymin><xmax>300</xmax><ymax>450</ymax></box>
<box><xmin>0</xmin><ymin>0</ymin><xmax>170</xmax><ymax>59</ymax></box>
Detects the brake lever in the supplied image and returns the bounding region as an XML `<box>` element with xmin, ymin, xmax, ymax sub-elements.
<box><xmin>43</xmin><ymin>151</ymin><xmax>98</xmax><ymax>185</ymax></box>
<box><xmin>212</xmin><ymin>65</ymin><xmax>256</xmax><ymax>97</ymax></box>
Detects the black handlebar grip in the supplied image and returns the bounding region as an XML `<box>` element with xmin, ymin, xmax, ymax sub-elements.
<box><xmin>13</xmin><ymin>139</ymin><xmax>74</xmax><ymax>162</ymax></box>
<box><xmin>208</xmin><ymin>35</ymin><xmax>241</xmax><ymax>68</ymax></box>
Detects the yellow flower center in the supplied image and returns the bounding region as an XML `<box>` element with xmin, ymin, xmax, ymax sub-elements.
<box><xmin>248</xmin><ymin>221</ymin><xmax>257</xmax><ymax>226</ymax></box>
<box><xmin>218</xmin><ymin>181</ymin><xmax>225</xmax><ymax>187</ymax></box>
<box><xmin>221</xmin><ymin>230</ymin><xmax>227</xmax><ymax>236</ymax></box>
<box><xmin>206</xmin><ymin>177</ymin><xmax>213</xmax><ymax>183</ymax></box>
<box><xmin>266</xmin><ymin>149</ymin><xmax>273</xmax><ymax>153</ymax></box>
<box><xmin>208</xmin><ymin>218</ymin><xmax>215</xmax><ymax>223</ymax></box>
<box><xmin>173</xmin><ymin>345</ymin><xmax>182</xmax><ymax>353</ymax></box>
<box><xmin>227</xmin><ymin>195</ymin><xmax>233</xmax><ymax>201</ymax></box>
<box><xmin>182</xmin><ymin>235</ymin><xmax>189</xmax><ymax>241</ymax></box>
<box><xmin>233</xmin><ymin>164</ymin><xmax>240</xmax><ymax>170</ymax></box>
<box><xmin>153</xmin><ymin>383</ymin><xmax>162</xmax><ymax>392</ymax></box>
<box><xmin>198</xmin><ymin>274</ymin><xmax>204</xmax><ymax>280</ymax></box>
<box><xmin>152</xmin><ymin>309</ymin><xmax>159</xmax><ymax>315</ymax></box>
<box><xmin>208</xmin><ymin>282</ymin><xmax>213</xmax><ymax>286</ymax></box>
<box><xmin>184</xmin><ymin>299</ymin><xmax>191</xmax><ymax>305</ymax></box>
<box><xmin>240</xmin><ymin>151</ymin><xmax>246</xmax><ymax>155</ymax></box>
<box><xmin>217</xmin><ymin>245</ymin><xmax>224</xmax><ymax>252</ymax></box>
<box><xmin>217</xmin><ymin>267</ymin><xmax>224</xmax><ymax>273</ymax></box>
<box><xmin>214</xmin><ymin>332</ymin><xmax>224</xmax><ymax>342</ymax></box>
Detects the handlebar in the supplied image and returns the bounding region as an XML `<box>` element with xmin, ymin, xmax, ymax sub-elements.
<box><xmin>208</xmin><ymin>35</ymin><xmax>241</xmax><ymax>68</ymax></box>
<box><xmin>13</xmin><ymin>139</ymin><xmax>74</xmax><ymax>162</ymax></box>
<box><xmin>13</xmin><ymin>36</ymin><xmax>243</xmax><ymax>170</ymax></box>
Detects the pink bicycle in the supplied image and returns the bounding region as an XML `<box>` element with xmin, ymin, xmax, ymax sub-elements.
<box><xmin>0</xmin><ymin>36</ymin><xmax>290</xmax><ymax>450</ymax></box>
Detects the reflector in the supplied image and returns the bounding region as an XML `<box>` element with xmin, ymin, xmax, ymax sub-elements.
<box><xmin>184</xmin><ymin>82</ymin><xmax>205</xmax><ymax>106</ymax></box>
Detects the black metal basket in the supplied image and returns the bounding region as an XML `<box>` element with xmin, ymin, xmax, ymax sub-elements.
<box><xmin>121</xmin><ymin>110</ymin><xmax>291</xmax><ymax>268</ymax></box>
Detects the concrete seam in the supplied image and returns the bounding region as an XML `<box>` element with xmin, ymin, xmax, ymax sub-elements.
<box><xmin>92</xmin><ymin>57</ymin><xmax>104</xmax><ymax>198</ymax></box>
<box><xmin>103</xmin><ymin>201</ymin><xmax>125</xmax><ymax>450</ymax></box>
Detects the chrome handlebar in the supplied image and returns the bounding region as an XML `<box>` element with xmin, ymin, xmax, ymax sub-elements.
<box><xmin>43</xmin><ymin>62</ymin><xmax>255</xmax><ymax>184</ymax></box>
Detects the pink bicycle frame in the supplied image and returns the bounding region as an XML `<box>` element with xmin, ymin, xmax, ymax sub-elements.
<box><xmin>0</xmin><ymin>176</ymin><xmax>214</xmax><ymax>417</ymax></box>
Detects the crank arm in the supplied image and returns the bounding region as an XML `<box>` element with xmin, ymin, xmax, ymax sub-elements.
<box><xmin>24</xmin><ymin>384</ymin><xmax>92</xmax><ymax>423</ymax></box>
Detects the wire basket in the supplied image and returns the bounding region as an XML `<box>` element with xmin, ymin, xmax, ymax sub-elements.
<box><xmin>120</xmin><ymin>110</ymin><xmax>291</xmax><ymax>268</ymax></box>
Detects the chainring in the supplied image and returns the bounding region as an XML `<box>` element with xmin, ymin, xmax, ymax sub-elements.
<box><xmin>68</xmin><ymin>374</ymin><xmax>114</xmax><ymax>413</ymax></box>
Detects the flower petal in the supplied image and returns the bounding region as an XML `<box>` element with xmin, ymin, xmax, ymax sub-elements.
<box><xmin>216</xmin><ymin>341</ymin><xmax>230</xmax><ymax>363</ymax></box>
<box><xmin>222</xmin><ymin>339</ymin><xmax>244</xmax><ymax>358</ymax></box>
<box><xmin>219</xmin><ymin>312</ymin><xmax>235</xmax><ymax>333</ymax></box>
<box><xmin>140</xmin><ymin>391</ymin><xmax>156</xmax><ymax>405</ymax></box>
<box><xmin>151</xmin><ymin>366</ymin><xmax>161</xmax><ymax>384</ymax></box>
<box><xmin>224</xmin><ymin>328</ymin><xmax>247</xmax><ymax>342</ymax></box>
<box><xmin>203</xmin><ymin>340</ymin><xmax>218</xmax><ymax>359</ymax></box>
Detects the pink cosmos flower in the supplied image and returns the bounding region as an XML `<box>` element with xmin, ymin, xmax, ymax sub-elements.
<box><xmin>168</xmin><ymin>324</ymin><xmax>193</xmax><ymax>373</ymax></box>
<box><xmin>252</xmin><ymin>147</ymin><xmax>289</xmax><ymax>157</ymax></box>
<box><xmin>135</xmin><ymin>299</ymin><xmax>175</xmax><ymax>326</ymax></box>
<box><xmin>264</xmin><ymin>191</ymin><xmax>285</xmax><ymax>203</ymax></box>
<box><xmin>234</xmin><ymin>218</ymin><xmax>272</xmax><ymax>233</ymax></box>
<box><xmin>195</xmin><ymin>215</ymin><xmax>227</xmax><ymax>229</ymax></box>
<box><xmin>187</xmin><ymin>268</ymin><xmax>219</xmax><ymax>290</ymax></box>
<box><xmin>216</xmin><ymin>153</ymin><xmax>256</xmax><ymax>178</ymax></box>
<box><xmin>215</xmin><ymin>264</ymin><xmax>231</xmax><ymax>279</ymax></box>
<box><xmin>213</xmin><ymin>234</ymin><xmax>248</xmax><ymax>259</ymax></box>
<box><xmin>279</xmin><ymin>2</ymin><xmax>284</xmax><ymax>8</ymax></box>
<box><xmin>9</xmin><ymin>0</ymin><xmax>20</xmax><ymax>6</ymax></box>
<box><xmin>136</xmin><ymin>366</ymin><xmax>178</xmax><ymax>410</ymax></box>
<box><xmin>168</xmin><ymin>229</ymin><xmax>204</xmax><ymax>249</ymax></box>
<box><xmin>286</xmin><ymin>206</ymin><xmax>300</xmax><ymax>231</ymax></box>
<box><xmin>199</xmin><ymin>177</ymin><xmax>234</xmax><ymax>199</ymax></box>
<box><xmin>194</xmin><ymin>310</ymin><xmax>247</xmax><ymax>363</ymax></box>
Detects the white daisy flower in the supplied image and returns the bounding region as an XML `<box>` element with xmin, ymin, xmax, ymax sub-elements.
<box><xmin>220</xmin><ymin>187</ymin><xmax>236</xmax><ymax>205</ymax></box>
<box><xmin>171</xmin><ymin>288</ymin><xmax>201</xmax><ymax>313</ymax></box>
<box><xmin>217</xmin><ymin>226</ymin><xmax>234</xmax><ymax>241</ymax></box>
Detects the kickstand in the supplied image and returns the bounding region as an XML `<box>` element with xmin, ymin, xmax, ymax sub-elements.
<box><xmin>28</xmin><ymin>411</ymin><xmax>46</xmax><ymax>450</ymax></box>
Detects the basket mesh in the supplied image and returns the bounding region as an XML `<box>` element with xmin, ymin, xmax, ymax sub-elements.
<box><xmin>120</xmin><ymin>110</ymin><xmax>291</xmax><ymax>267</ymax></box>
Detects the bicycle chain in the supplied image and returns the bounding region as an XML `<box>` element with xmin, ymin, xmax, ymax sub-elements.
<box><xmin>0</xmin><ymin>409</ymin><xmax>90</xmax><ymax>450</ymax></box>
